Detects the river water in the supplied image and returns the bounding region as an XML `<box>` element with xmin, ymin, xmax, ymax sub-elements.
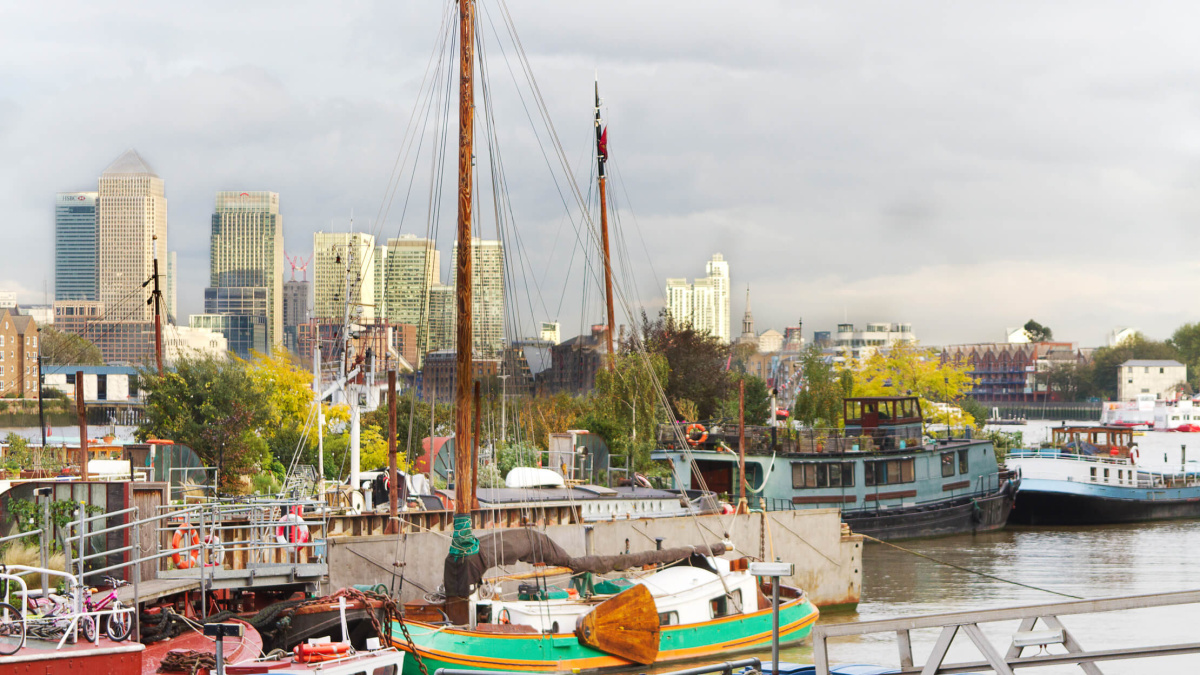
<box><xmin>736</xmin><ymin>421</ymin><xmax>1200</xmax><ymax>673</ymax></box>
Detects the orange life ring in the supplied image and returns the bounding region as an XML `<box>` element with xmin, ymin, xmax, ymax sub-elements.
<box><xmin>295</xmin><ymin>641</ymin><xmax>352</xmax><ymax>662</ymax></box>
<box><xmin>171</xmin><ymin>527</ymin><xmax>201</xmax><ymax>570</ymax></box>
<box><xmin>686</xmin><ymin>423</ymin><xmax>708</xmax><ymax>446</ymax></box>
<box><xmin>497</xmin><ymin>608</ymin><xmax>511</xmax><ymax>624</ymax></box>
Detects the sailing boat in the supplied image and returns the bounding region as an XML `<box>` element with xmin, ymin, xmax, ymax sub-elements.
<box><xmin>390</xmin><ymin>2</ymin><xmax>818</xmax><ymax>672</ymax></box>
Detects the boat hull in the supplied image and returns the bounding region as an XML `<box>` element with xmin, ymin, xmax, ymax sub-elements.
<box><xmin>1009</xmin><ymin>478</ymin><xmax>1200</xmax><ymax>525</ymax></box>
<box><xmin>391</xmin><ymin>596</ymin><xmax>819</xmax><ymax>674</ymax></box>
<box><xmin>842</xmin><ymin>480</ymin><xmax>1016</xmax><ymax>541</ymax></box>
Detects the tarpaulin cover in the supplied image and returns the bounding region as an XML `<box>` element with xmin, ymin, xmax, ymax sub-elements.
<box><xmin>444</xmin><ymin>529</ymin><xmax>726</xmax><ymax>598</ymax></box>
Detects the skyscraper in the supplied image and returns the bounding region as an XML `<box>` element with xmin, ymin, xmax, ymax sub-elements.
<box><xmin>55</xmin><ymin>192</ymin><xmax>98</xmax><ymax>301</ymax></box>
<box><xmin>209</xmin><ymin>191</ymin><xmax>284</xmax><ymax>348</ymax></box>
<box><xmin>663</xmin><ymin>253</ymin><xmax>732</xmax><ymax>341</ymax></box>
<box><xmin>427</xmin><ymin>284</ymin><xmax>455</xmax><ymax>353</ymax></box>
<box><xmin>312</xmin><ymin>232</ymin><xmax>376</xmax><ymax>321</ymax></box>
<box><xmin>450</xmin><ymin>239</ymin><xmax>505</xmax><ymax>357</ymax></box>
<box><xmin>282</xmin><ymin>279</ymin><xmax>310</xmax><ymax>353</ymax></box>
<box><xmin>706</xmin><ymin>253</ymin><xmax>730</xmax><ymax>342</ymax></box>
<box><xmin>97</xmin><ymin>149</ymin><xmax>167</xmax><ymax>323</ymax></box>
<box><xmin>383</xmin><ymin>235</ymin><xmax>440</xmax><ymax>360</ymax></box>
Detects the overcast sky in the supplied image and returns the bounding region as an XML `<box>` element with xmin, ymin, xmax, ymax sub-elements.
<box><xmin>4</xmin><ymin>1</ymin><xmax>1200</xmax><ymax>347</ymax></box>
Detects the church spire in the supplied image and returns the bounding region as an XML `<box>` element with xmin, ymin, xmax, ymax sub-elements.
<box><xmin>741</xmin><ymin>284</ymin><xmax>755</xmax><ymax>338</ymax></box>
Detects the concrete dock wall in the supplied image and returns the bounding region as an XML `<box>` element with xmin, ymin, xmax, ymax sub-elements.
<box><xmin>325</xmin><ymin>509</ymin><xmax>861</xmax><ymax>609</ymax></box>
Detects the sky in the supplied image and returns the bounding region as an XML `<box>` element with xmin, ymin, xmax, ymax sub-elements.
<box><xmin>4</xmin><ymin>1</ymin><xmax>1200</xmax><ymax>348</ymax></box>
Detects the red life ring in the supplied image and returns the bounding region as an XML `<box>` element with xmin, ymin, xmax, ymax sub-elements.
<box><xmin>686</xmin><ymin>423</ymin><xmax>708</xmax><ymax>446</ymax></box>
<box><xmin>276</xmin><ymin>513</ymin><xmax>311</xmax><ymax>549</ymax></box>
<box><xmin>171</xmin><ymin>527</ymin><xmax>201</xmax><ymax>570</ymax></box>
<box><xmin>1129</xmin><ymin>447</ymin><xmax>1139</xmax><ymax>465</ymax></box>
<box><xmin>295</xmin><ymin>641</ymin><xmax>352</xmax><ymax>662</ymax></box>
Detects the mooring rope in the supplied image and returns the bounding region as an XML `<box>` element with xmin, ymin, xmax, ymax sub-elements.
<box><xmin>860</xmin><ymin>533</ymin><xmax>1083</xmax><ymax>600</ymax></box>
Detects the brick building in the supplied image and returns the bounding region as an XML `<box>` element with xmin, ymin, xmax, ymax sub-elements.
<box><xmin>540</xmin><ymin>325</ymin><xmax>609</xmax><ymax>394</ymax></box>
<box><xmin>54</xmin><ymin>300</ymin><xmax>155</xmax><ymax>365</ymax></box>
<box><xmin>419</xmin><ymin>350</ymin><xmax>500</xmax><ymax>401</ymax></box>
<box><xmin>0</xmin><ymin>308</ymin><xmax>40</xmax><ymax>399</ymax></box>
<box><xmin>941</xmin><ymin>342</ymin><xmax>1084</xmax><ymax>402</ymax></box>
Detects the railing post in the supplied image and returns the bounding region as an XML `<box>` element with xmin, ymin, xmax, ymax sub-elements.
<box><xmin>812</xmin><ymin>628</ymin><xmax>829</xmax><ymax>675</ymax></box>
<box><xmin>133</xmin><ymin>507</ymin><xmax>141</xmax><ymax>642</ymax></box>
<box><xmin>40</xmin><ymin>489</ymin><xmax>51</xmax><ymax>598</ymax></box>
<box><xmin>198</xmin><ymin>507</ymin><xmax>207</xmax><ymax>620</ymax></box>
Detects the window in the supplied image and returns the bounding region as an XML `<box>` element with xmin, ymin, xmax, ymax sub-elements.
<box><xmin>658</xmin><ymin>611</ymin><xmax>679</xmax><ymax>626</ymax></box>
<box><xmin>866</xmin><ymin>458</ymin><xmax>916</xmax><ymax>486</ymax></box>
<box><xmin>1161</xmin><ymin>368</ymin><xmax>1165</xmax><ymax>374</ymax></box>
<box><xmin>66</xmin><ymin>373</ymin><xmax>75</xmax><ymax>385</ymax></box>
<box><xmin>1090</xmin><ymin>467</ymin><xmax>1097</xmax><ymax>479</ymax></box>
<box><xmin>1145</xmin><ymin>367</ymin><xmax>1150</xmax><ymax>374</ymax></box>
<box><xmin>372</xmin><ymin>667</ymin><xmax>398</xmax><ymax>675</ymax></box>
<box><xmin>1104</xmin><ymin>468</ymin><xmax>1110</xmax><ymax>480</ymax></box>
<box><xmin>792</xmin><ymin>462</ymin><xmax>856</xmax><ymax>488</ymax></box>
<box><xmin>709</xmin><ymin>590</ymin><xmax>742</xmax><ymax>618</ymax></box>
<box><xmin>941</xmin><ymin>453</ymin><xmax>955</xmax><ymax>477</ymax></box>
<box><xmin>958</xmin><ymin>449</ymin><xmax>969</xmax><ymax>474</ymax></box>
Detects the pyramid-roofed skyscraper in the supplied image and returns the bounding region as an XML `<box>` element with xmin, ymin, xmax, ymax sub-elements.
<box><xmin>97</xmin><ymin>148</ymin><xmax>167</xmax><ymax>324</ymax></box>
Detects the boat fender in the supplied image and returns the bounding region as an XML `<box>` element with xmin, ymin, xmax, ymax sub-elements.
<box><xmin>171</xmin><ymin>526</ymin><xmax>201</xmax><ymax>570</ymax></box>
<box><xmin>275</xmin><ymin>513</ymin><xmax>311</xmax><ymax>549</ymax></box>
<box><xmin>1129</xmin><ymin>447</ymin><xmax>1139</xmax><ymax>465</ymax></box>
<box><xmin>686</xmin><ymin>423</ymin><xmax>708</xmax><ymax>446</ymax></box>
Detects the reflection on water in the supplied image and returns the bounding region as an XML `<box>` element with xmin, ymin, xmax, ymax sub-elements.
<box><xmin>662</xmin><ymin>521</ymin><xmax>1200</xmax><ymax>673</ymax></box>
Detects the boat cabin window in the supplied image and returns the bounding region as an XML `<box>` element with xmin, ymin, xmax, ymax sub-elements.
<box><xmin>792</xmin><ymin>462</ymin><xmax>856</xmax><ymax>489</ymax></box>
<box><xmin>1090</xmin><ymin>467</ymin><xmax>1097</xmax><ymax>479</ymax></box>
<box><xmin>958</xmin><ymin>449</ymin><xmax>969</xmax><ymax>474</ymax></box>
<box><xmin>659</xmin><ymin>611</ymin><xmax>679</xmax><ymax>626</ymax></box>
<box><xmin>373</xmin><ymin>667</ymin><xmax>398</xmax><ymax>675</ymax></box>
<box><xmin>710</xmin><ymin>590</ymin><xmax>742</xmax><ymax>618</ymax></box>
<box><xmin>941</xmin><ymin>453</ymin><xmax>955</xmax><ymax>478</ymax></box>
<box><xmin>865</xmin><ymin>458</ymin><xmax>915</xmax><ymax>486</ymax></box>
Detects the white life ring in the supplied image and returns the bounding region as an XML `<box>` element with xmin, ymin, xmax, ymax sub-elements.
<box><xmin>1129</xmin><ymin>447</ymin><xmax>1139</xmax><ymax>465</ymax></box>
<box><xmin>275</xmin><ymin>513</ymin><xmax>311</xmax><ymax>549</ymax></box>
<box><xmin>203</xmin><ymin>534</ymin><xmax>225</xmax><ymax>566</ymax></box>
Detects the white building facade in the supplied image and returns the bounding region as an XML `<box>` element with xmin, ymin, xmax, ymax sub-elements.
<box><xmin>1118</xmin><ymin>359</ymin><xmax>1186</xmax><ymax>401</ymax></box>
<box><xmin>663</xmin><ymin>253</ymin><xmax>731</xmax><ymax>341</ymax></box>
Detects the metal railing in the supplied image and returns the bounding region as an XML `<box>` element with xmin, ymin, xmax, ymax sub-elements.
<box><xmin>811</xmin><ymin>588</ymin><xmax>1200</xmax><ymax>674</ymax></box>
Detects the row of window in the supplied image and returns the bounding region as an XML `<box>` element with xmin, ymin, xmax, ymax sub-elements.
<box><xmin>790</xmin><ymin>450</ymin><xmax>972</xmax><ymax>489</ymax></box>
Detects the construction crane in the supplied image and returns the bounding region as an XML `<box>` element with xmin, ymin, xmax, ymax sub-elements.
<box><xmin>286</xmin><ymin>253</ymin><xmax>311</xmax><ymax>281</ymax></box>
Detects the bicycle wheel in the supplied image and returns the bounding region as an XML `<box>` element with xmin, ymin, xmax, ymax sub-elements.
<box><xmin>106</xmin><ymin>603</ymin><xmax>132</xmax><ymax>642</ymax></box>
<box><xmin>0</xmin><ymin>601</ymin><xmax>26</xmax><ymax>655</ymax></box>
<box><xmin>81</xmin><ymin>615</ymin><xmax>97</xmax><ymax>643</ymax></box>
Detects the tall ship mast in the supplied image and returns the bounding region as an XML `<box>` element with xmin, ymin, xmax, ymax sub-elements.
<box><xmin>595</xmin><ymin>80</ymin><xmax>616</xmax><ymax>365</ymax></box>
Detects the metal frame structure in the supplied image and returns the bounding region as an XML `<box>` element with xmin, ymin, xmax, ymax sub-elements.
<box><xmin>811</xmin><ymin>588</ymin><xmax>1200</xmax><ymax>674</ymax></box>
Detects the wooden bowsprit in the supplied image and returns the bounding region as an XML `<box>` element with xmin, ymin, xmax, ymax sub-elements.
<box><xmin>576</xmin><ymin>585</ymin><xmax>660</xmax><ymax>665</ymax></box>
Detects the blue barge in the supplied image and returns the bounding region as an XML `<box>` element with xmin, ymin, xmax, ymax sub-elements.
<box><xmin>653</xmin><ymin>397</ymin><xmax>1017</xmax><ymax>541</ymax></box>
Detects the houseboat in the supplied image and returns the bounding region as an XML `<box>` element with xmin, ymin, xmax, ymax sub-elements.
<box><xmin>653</xmin><ymin>397</ymin><xmax>1017</xmax><ymax>540</ymax></box>
<box><xmin>1006</xmin><ymin>425</ymin><xmax>1200</xmax><ymax>525</ymax></box>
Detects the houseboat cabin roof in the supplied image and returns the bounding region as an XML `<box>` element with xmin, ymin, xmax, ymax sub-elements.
<box><xmin>1051</xmin><ymin>425</ymin><xmax>1134</xmax><ymax>452</ymax></box>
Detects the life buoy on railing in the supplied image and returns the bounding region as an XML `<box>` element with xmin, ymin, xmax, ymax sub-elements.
<box><xmin>171</xmin><ymin>526</ymin><xmax>201</xmax><ymax>570</ymax></box>
<box><xmin>295</xmin><ymin>641</ymin><xmax>352</xmax><ymax>662</ymax></box>
<box><xmin>686</xmin><ymin>423</ymin><xmax>708</xmax><ymax>446</ymax></box>
<box><xmin>276</xmin><ymin>513</ymin><xmax>311</xmax><ymax>550</ymax></box>
<box><xmin>1129</xmin><ymin>446</ymin><xmax>1140</xmax><ymax>465</ymax></box>
<box><xmin>497</xmin><ymin>608</ymin><xmax>511</xmax><ymax>624</ymax></box>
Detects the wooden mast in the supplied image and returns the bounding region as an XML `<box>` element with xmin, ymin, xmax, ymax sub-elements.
<box><xmin>595</xmin><ymin>80</ymin><xmax>616</xmax><ymax>367</ymax></box>
<box><xmin>454</xmin><ymin>0</ymin><xmax>476</xmax><ymax>516</ymax></box>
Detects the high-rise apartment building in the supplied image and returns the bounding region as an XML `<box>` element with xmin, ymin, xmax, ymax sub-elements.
<box><xmin>282</xmin><ymin>280</ymin><xmax>309</xmax><ymax>353</ymax></box>
<box><xmin>209</xmin><ymin>191</ymin><xmax>284</xmax><ymax>349</ymax></box>
<box><xmin>540</xmin><ymin>321</ymin><xmax>561</xmax><ymax>345</ymax></box>
<box><xmin>383</xmin><ymin>235</ymin><xmax>440</xmax><ymax>359</ymax></box>
<box><xmin>706</xmin><ymin>254</ymin><xmax>730</xmax><ymax>342</ymax></box>
<box><xmin>450</xmin><ymin>240</ymin><xmax>505</xmax><ymax>357</ymax></box>
<box><xmin>97</xmin><ymin>150</ymin><xmax>167</xmax><ymax>323</ymax></box>
<box><xmin>663</xmin><ymin>253</ymin><xmax>731</xmax><ymax>341</ymax></box>
<box><xmin>55</xmin><ymin>192</ymin><xmax>98</xmax><ymax>301</ymax></box>
<box><xmin>312</xmin><ymin>232</ymin><xmax>376</xmax><ymax>321</ymax></box>
<box><xmin>427</xmin><ymin>284</ymin><xmax>455</xmax><ymax>353</ymax></box>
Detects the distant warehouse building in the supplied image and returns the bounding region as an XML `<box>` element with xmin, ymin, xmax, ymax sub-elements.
<box><xmin>1118</xmin><ymin>360</ymin><xmax>1186</xmax><ymax>402</ymax></box>
<box><xmin>43</xmin><ymin>365</ymin><xmax>142</xmax><ymax>403</ymax></box>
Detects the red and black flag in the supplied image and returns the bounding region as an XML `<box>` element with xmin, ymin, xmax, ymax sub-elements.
<box><xmin>598</xmin><ymin>126</ymin><xmax>608</xmax><ymax>162</ymax></box>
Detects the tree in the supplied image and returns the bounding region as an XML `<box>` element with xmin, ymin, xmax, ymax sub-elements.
<box><xmin>717</xmin><ymin>374</ymin><xmax>771</xmax><ymax>425</ymax></box>
<box><xmin>1168</xmin><ymin>323</ymin><xmax>1200</xmax><ymax>389</ymax></box>
<box><xmin>575</xmin><ymin>352</ymin><xmax>668</xmax><ymax>471</ymax></box>
<box><xmin>1044</xmin><ymin>361</ymin><xmax>1096</xmax><ymax>401</ymax></box>
<box><xmin>793</xmin><ymin>345</ymin><xmax>853</xmax><ymax>429</ymax></box>
<box><xmin>136</xmin><ymin>355</ymin><xmax>271</xmax><ymax>491</ymax></box>
<box><xmin>39</xmin><ymin>326</ymin><xmax>103</xmax><ymax>366</ymax></box>
<box><xmin>1088</xmin><ymin>333</ymin><xmax>1179</xmax><ymax>399</ymax></box>
<box><xmin>852</xmin><ymin>342</ymin><xmax>978</xmax><ymax>425</ymax></box>
<box><xmin>636</xmin><ymin>310</ymin><xmax>731</xmax><ymax>420</ymax></box>
<box><xmin>1023</xmin><ymin>320</ymin><xmax>1053</xmax><ymax>343</ymax></box>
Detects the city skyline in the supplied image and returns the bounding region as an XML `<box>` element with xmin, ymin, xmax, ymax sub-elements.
<box><xmin>11</xmin><ymin>4</ymin><xmax>1200</xmax><ymax>347</ymax></box>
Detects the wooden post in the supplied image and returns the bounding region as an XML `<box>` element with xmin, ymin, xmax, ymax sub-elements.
<box><xmin>386</xmin><ymin>370</ymin><xmax>399</xmax><ymax>534</ymax></box>
<box><xmin>738</xmin><ymin>379</ymin><xmax>748</xmax><ymax>514</ymax></box>
<box><xmin>595</xmin><ymin>80</ymin><xmax>616</xmax><ymax>368</ymax></box>
<box><xmin>75</xmin><ymin>371</ymin><xmax>88</xmax><ymax>481</ymax></box>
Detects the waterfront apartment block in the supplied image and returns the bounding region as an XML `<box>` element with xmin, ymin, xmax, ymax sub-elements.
<box><xmin>313</xmin><ymin>232</ymin><xmax>376</xmax><ymax>321</ymax></box>
<box><xmin>54</xmin><ymin>191</ymin><xmax>98</xmax><ymax>301</ymax></box>
<box><xmin>210</xmin><ymin>191</ymin><xmax>283</xmax><ymax>348</ymax></box>
<box><xmin>834</xmin><ymin>322</ymin><xmax>916</xmax><ymax>359</ymax></box>
<box><xmin>0</xmin><ymin>309</ymin><xmax>39</xmax><ymax>399</ymax></box>
<box><xmin>449</xmin><ymin>239</ymin><xmax>505</xmax><ymax>357</ymax></box>
<box><xmin>53</xmin><ymin>300</ymin><xmax>154</xmax><ymax>365</ymax></box>
<box><xmin>1118</xmin><ymin>359</ymin><xmax>1187</xmax><ymax>402</ymax></box>
<box><xmin>96</xmin><ymin>149</ymin><xmax>168</xmax><ymax>323</ymax></box>
<box><xmin>941</xmin><ymin>341</ymin><xmax>1085</xmax><ymax>402</ymax></box>
<box><xmin>664</xmin><ymin>253</ymin><xmax>731</xmax><ymax>342</ymax></box>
